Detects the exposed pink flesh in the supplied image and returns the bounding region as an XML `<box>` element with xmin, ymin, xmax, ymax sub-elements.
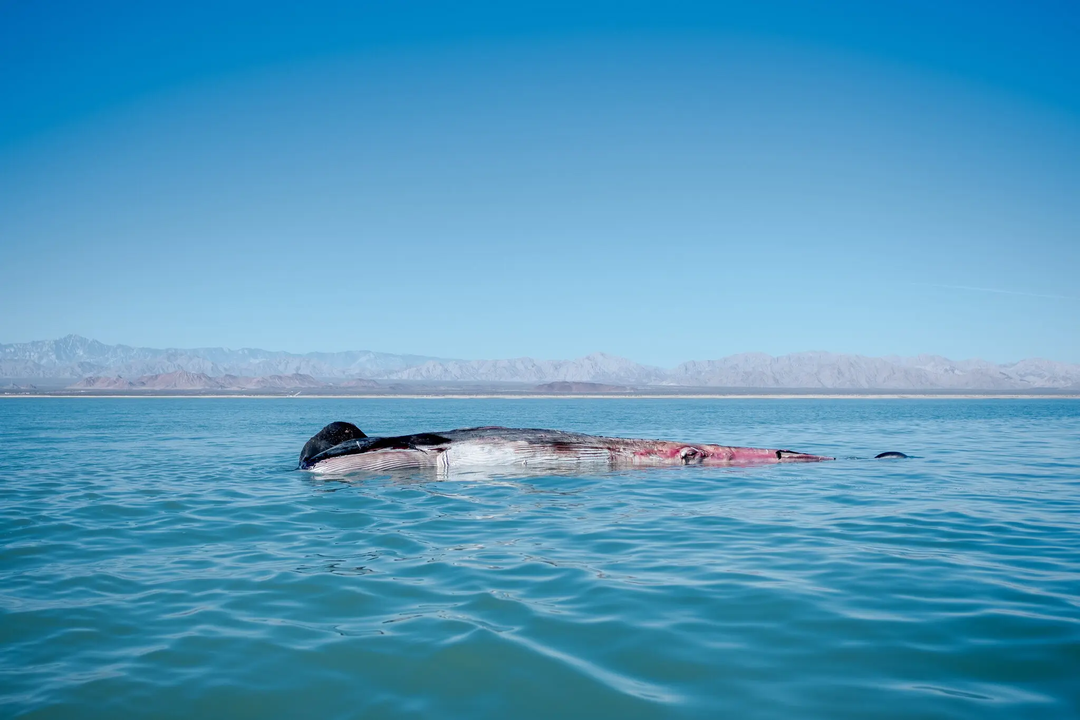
<box><xmin>630</xmin><ymin>442</ymin><xmax>833</xmax><ymax>464</ymax></box>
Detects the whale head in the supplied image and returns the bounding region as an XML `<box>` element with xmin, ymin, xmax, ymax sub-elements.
<box><xmin>299</xmin><ymin>421</ymin><xmax>367</xmax><ymax>469</ymax></box>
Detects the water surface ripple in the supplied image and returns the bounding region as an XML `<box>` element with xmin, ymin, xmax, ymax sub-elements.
<box><xmin>1</xmin><ymin>399</ymin><xmax>1078</xmax><ymax>718</ymax></box>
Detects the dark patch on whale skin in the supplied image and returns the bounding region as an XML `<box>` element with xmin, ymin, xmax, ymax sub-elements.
<box><xmin>299</xmin><ymin>422</ymin><xmax>367</xmax><ymax>469</ymax></box>
<box><xmin>776</xmin><ymin>450</ymin><xmax>812</xmax><ymax>459</ymax></box>
<box><xmin>359</xmin><ymin>433</ymin><xmax>453</xmax><ymax>453</ymax></box>
<box><xmin>875</xmin><ymin>451</ymin><xmax>909</xmax><ymax>459</ymax></box>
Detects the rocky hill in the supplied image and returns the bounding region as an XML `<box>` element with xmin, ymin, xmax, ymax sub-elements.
<box><xmin>534</xmin><ymin>381</ymin><xmax>633</xmax><ymax>393</ymax></box>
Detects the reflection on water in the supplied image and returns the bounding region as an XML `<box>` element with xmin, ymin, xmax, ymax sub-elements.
<box><xmin>307</xmin><ymin>462</ymin><xmax>622</xmax><ymax>487</ymax></box>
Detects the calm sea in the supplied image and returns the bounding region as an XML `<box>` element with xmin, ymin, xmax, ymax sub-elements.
<box><xmin>1</xmin><ymin>398</ymin><xmax>1078</xmax><ymax>719</ymax></box>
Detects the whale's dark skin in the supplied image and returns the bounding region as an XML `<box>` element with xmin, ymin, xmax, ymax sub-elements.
<box><xmin>299</xmin><ymin>421</ymin><xmax>367</xmax><ymax>465</ymax></box>
<box><xmin>298</xmin><ymin>422</ymin><xmax>836</xmax><ymax>474</ymax></box>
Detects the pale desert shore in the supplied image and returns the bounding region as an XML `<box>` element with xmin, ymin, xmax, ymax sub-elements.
<box><xmin>3</xmin><ymin>392</ymin><xmax>1078</xmax><ymax>400</ymax></box>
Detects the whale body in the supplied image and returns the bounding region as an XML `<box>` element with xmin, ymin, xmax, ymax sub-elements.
<box><xmin>298</xmin><ymin>422</ymin><xmax>835</xmax><ymax>474</ymax></box>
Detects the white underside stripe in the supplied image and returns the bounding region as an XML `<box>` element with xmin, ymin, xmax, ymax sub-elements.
<box><xmin>309</xmin><ymin>440</ymin><xmax>615</xmax><ymax>474</ymax></box>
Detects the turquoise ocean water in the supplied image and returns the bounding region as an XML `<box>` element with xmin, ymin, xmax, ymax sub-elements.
<box><xmin>1</xmin><ymin>398</ymin><xmax>1078</xmax><ymax>719</ymax></box>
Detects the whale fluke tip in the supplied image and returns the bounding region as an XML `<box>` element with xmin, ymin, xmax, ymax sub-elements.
<box><xmin>874</xmin><ymin>451</ymin><xmax>909</xmax><ymax>459</ymax></box>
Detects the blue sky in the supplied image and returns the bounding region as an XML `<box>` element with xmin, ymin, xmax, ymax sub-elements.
<box><xmin>1</xmin><ymin>1</ymin><xmax>1077</xmax><ymax>365</ymax></box>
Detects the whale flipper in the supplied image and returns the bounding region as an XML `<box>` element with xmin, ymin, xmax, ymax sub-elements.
<box><xmin>299</xmin><ymin>421</ymin><xmax>367</xmax><ymax>468</ymax></box>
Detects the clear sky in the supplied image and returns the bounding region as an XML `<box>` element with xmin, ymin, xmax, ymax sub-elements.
<box><xmin>2</xmin><ymin>1</ymin><xmax>1078</xmax><ymax>366</ymax></box>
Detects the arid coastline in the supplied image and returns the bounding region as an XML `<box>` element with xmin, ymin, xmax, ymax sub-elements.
<box><xmin>4</xmin><ymin>391</ymin><xmax>1078</xmax><ymax>400</ymax></box>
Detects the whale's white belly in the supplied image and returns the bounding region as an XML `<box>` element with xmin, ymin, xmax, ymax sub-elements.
<box><xmin>442</xmin><ymin>440</ymin><xmax>611</xmax><ymax>469</ymax></box>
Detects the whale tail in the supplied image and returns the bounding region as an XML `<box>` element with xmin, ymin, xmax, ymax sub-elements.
<box><xmin>300</xmin><ymin>421</ymin><xmax>367</xmax><ymax>469</ymax></box>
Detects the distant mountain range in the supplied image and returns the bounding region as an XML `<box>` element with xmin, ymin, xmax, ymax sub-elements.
<box><xmin>69</xmin><ymin>371</ymin><xmax>325</xmax><ymax>391</ymax></box>
<box><xmin>0</xmin><ymin>335</ymin><xmax>438</xmax><ymax>380</ymax></box>
<box><xmin>2</xmin><ymin>335</ymin><xmax>1079</xmax><ymax>390</ymax></box>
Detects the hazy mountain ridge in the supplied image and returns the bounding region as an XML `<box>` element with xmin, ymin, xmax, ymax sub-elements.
<box><xmin>4</xmin><ymin>335</ymin><xmax>1080</xmax><ymax>389</ymax></box>
<box><xmin>1</xmin><ymin>335</ymin><xmax>440</xmax><ymax>379</ymax></box>
<box><xmin>70</xmin><ymin>371</ymin><xmax>324</xmax><ymax>391</ymax></box>
<box><xmin>386</xmin><ymin>353</ymin><xmax>668</xmax><ymax>385</ymax></box>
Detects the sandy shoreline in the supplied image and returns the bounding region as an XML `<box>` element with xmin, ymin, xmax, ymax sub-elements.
<box><xmin>3</xmin><ymin>393</ymin><xmax>1078</xmax><ymax>400</ymax></box>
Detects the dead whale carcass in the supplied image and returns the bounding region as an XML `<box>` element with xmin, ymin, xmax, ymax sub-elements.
<box><xmin>298</xmin><ymin>422</ymin><xmax>835</xmax><ymax>474</ymax></box>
